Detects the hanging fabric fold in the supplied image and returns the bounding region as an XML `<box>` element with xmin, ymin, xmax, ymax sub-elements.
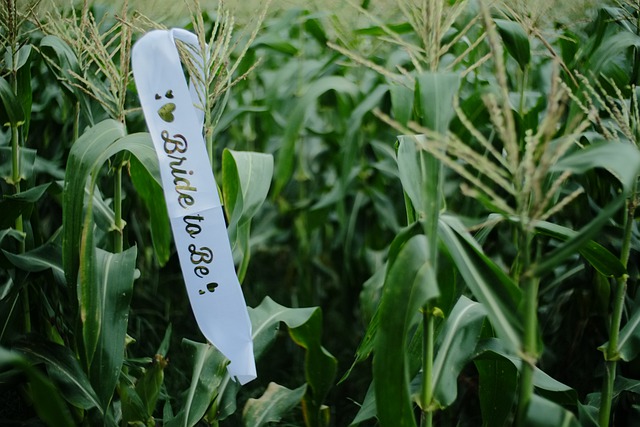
<box><xmin>132</xmin><ymin>29</ymin><xmax>256</xmax><ymax>385</ymax></box>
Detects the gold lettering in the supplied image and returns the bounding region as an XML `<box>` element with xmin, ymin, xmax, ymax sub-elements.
<box><xmin>162</xmin><ymin>131</ymin><xmax>188</xmax><ymax>154</ymax></box>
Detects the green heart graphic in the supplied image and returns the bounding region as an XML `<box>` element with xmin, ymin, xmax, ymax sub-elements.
<box><xmin>158</xmin><ymin>102</ymin><xmax>176</xmax><ymax>122</ymax></box>
<box><xmin>199</xmin><ymin>282</ymin><xmax>219</xmax><ymax>295</ymax></box>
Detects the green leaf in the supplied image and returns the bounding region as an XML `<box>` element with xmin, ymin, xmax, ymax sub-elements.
<box><xmin>355</xmin><ymin>22</ymin><xmax>413</xmax><ymax>36</ymax></box>
<box><xmin>130</xmin><ymin>155</ymin><xmax>171</xmax><ymax>266</ymax></box>
<box><xmin>253</xmin><ymin>34</ymin><xmax>299</xmax><ymax>55</ymax></box>
<box><xmin>273</xmin><ymin>76</ymin><xmax>358</xmax><ymax>196</ymax></box>
<box><xmin>0</xmin><ymin>76</ymin><xmax>25</xmax><ymax>127</ymax></box>
<box><xmin>89</xmin><ymin>247</ymin><xmax>137</xmax><ymax>407</ymax></box>
<box><xmin>525</xmin><ymin>394</ymin><xmax>580</xmax><ymax>427</ymax></box>
<box><xmin>166</xmin><ymin>340</ymin><xmax>228</xmax><ymax>427</ymax></box>
<box><xmin>0</xmin><ymin>183</ymin><xmax>50</xmax><ymax>228</ymax></box>
<box><xmin>3</xmin><ymin>241</ymin><xmax>63</xmax><ymax>276</ymax></box>
<box><xmin>414</xmin><ymin>71</ymin><xmax>460</xmax><ymax>133</ymax></box>
<box><xmin>531</xmin><ymin>220</ymin><xmax>625</xmax><ymax>278</ymax></box>
<box><xmin>136</xmin><ymin>354</ymin><xmax>168</xmax><ymax>418</ymax></box>
<box><xmin>40</xmin><ymin>34</ymin><xmax>92</xmax><ymax>122</ymax></box>
<box><xmin>222</xmin><ymin>149</ymin><xmax>274</xmax><ymax>281</ymax></box>
<box><xmin>0</xmin><ymin>146</ymin><xmax>36</xmax><ymax>188</ymax></box>
<box><xmin>536</xmin><ymin>141</ymin><xmax>640</xmax><ymax>275</ymax></box>
<box><xmin>340</xmin><ymin>223</ymin><xmax>423</xmax><ymax>384</ymax></box>
<box><xmin>289</xmin><ymin>307</ymin><xmax>337</xmax><ymax>427</ymax></box>
<box><xmin>63</xmin><ymin>119</ymin><xmax>125</xmax><ymax>288</ymax></box>
<box><xmin>589</xmin><ymin>30</ymin><xmax>640</xmax><ymax>76</ymax></box>
<box><xmin>474</xmin><ymin>338</ymin><xmax>578</xmax><ymax>404</ymax></box>
<box><xmin>432</xmin><ymin>296</ymin><xmax>487</xmax><ymax>407</ymax></box>
<box><xmin>350</xmin><ymin>382</ymin><xmax>376</xmax><ymax>426</ymax></box>
<box><xmin>374</xmin><ymin>234</ymin><xmax>440</xmax><ymax>427</ymax></box>
<box><xmin>247</xmin><ymin>297</ymin><xmax>336</xmax><ymax>426</ymax></box>
<box><xmin>16</xmin><ymin>45</ymin><xmax>32</xmax><ymax>136</ymax></box>
<box><xmin>14</xmin><ymin>338</ymin><xmax>103</xmax><ymax>414</ymax></box>
<box><xmin>599</xmin><ymin>308</ymin><xmax>640</xmax><ymax>361</ymax></box>
<box><xmin>495</xmin><ymin>19</ymin><xmax>531</xmax><ymax>70</ymax></box>
<box><xmin>0</xmin><ymin>347</ymin><xmax>75</xmax><ymax>427</ymax></box>
<box><xmin>552</xmin><ymin>141</ymin><xmax>640</xmax><ymax>194</ymax></box>
<box><xmin>63</xmin><ymin>125</ymin><xmax>151</xmax><ymax>364</ymax></box>
<box><xmin>242</xmin><ymin>382</ymin><xmax>307</xmax><ymax>427</ymax></box>
<box><xmin>475</xmin><ymin>349</ymin><xmax>518</xmax><ymax>427</ymax></box>
<box><xmin>121</xmin><ymin>382</ymin><xmax>149</xmax><ymax>425</ymax></box>
<box><xmin>439</xmin><ymin>215</ymin><xmax>523</xmax><ymax>353</ymax></box>
<box><xmin>397</xmin><ymin>135</ymin><xmax>430</xmax><ymax>220</ymax></box>
<box><xmin>389</xmin><ymin>80</ymin><xmax>413</xmax><ymax>126</ymax></box>
<box><xmin>248</xmin><ymin>296</ymin><xmax>317</xmax><ymax>360</ymax></box>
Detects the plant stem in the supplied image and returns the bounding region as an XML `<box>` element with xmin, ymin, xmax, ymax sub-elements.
<box><xmin>519</xmin><ymin>66</ymin><xmax>528</xmax><ymax>118</ymax></box>
<box><xmin>420</xmin><ymin>308</ymin><xmax>435</xmax><ymax>427</ymax></box>
<box><xmin>9</xmin><ymin>32</ymin><xmax>29</xmax><ymax>331</ymax></box>
<box><xmin>516</xmin><ymin>228</ymin><xmax>538</xmax><ymax>426</ymax></box>
<box><xmin>599</xmin><ymin>195</ymin><xmax>636</xmax><ymax>427</ymax></box>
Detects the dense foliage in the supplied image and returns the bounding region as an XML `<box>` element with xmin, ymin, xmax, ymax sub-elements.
<box><xmin>1</xmin><ymin>0</ymin><xmax>640</xmax><ymax>426</ymax></box>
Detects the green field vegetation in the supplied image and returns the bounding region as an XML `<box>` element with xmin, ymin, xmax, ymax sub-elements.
<box><xmin>2</xmin><ymin>0</ymin><xmax>640</xmax><ymax>426</ymax></box>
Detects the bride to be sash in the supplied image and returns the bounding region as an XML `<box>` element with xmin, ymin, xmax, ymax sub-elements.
<box><xmin>132</xmin><ymin>28</ymin><xmax>256</xmax><ymax>385</ymax></box>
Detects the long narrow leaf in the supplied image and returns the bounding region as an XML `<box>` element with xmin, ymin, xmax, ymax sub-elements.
<box><xmin>14</xmin><ymin>339</ymin><xmax>103</xmax><ymax>414</ymax></box>
<box><xmin>0</xmin><ymin>347</ymin><xmax>75</xmax><ymax>427</ymax></box>
<box><xmin>432</xmin><ymin>296</ymin><xmax>487</xmax><ymax>407</ymax></box>
<box><xmin>89</xmin><ymin>247</ymin><xmax>137</xmax><ymax>407</ymax></box>
<box><xmin>374</xmin><ymin>235</ymin><xmax>439</xmax><ymax>427</ymax></box>
<box><xmin>439</xmin><ymin>215</ymin><xmax>523</xmax><ymax>353</ymax></box>
<box><xmin>166</xmin><ymin>340</ymin><xmax>228</xmax><ymax>427</ymax></box>
<box><xmin>273</xmin><ymin>76</ymin><xmax>358</xmax><ymax>195</ymax></box>
<box><xmin>242</xmin><ymin>383</ymin><xmax>307</xmax><ymax>427</ymax></box>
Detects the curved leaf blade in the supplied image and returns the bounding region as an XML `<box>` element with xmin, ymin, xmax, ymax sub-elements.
<box><xmin>0</xmin><ymin>76</ymin><xmax>25</xmax><ymax>127</ymax></box>
<box><xmin>14</xmin><ymin>339</ymin><xmax>103</xmax><ymax>414</ymax></box>
<box><xmin>432</xmin><ymin>296</ymin><xmax>487</xmax><ymax>407</ymax></box>
<box><xmin>242</xmin><ymin>382</ymin><xmax>307</xmax><ymax>427</ymax></box>
<box><xmin>374</xmin><ymin>234</ymin><xmax>439</xmax><ymax>427</ymax></box>
<box><xmin>89</xmin><ymin>247</ymin><xmax>137</xmax><ymax>407</ymax></box>
<box><xmin>439</xmin><ymin>215</ymin><xmax>523</xmax><ymax>353</ymax></box>
<box><xmin>495</xmin><ymin>19</ymin><xmax>531</xmax><ymax>70</ymax></box>
<box><xmin>273</xmin><ymin>76</ymin><xmax>359</xmax><ymax>195</ymax></box>
<box><xmin>0</xmin><ymin>347</ymin><xmax>75</xmax><ymax>427</ymax></box>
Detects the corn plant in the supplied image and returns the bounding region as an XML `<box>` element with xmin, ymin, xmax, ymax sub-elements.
<box><xmin>335</xmin><ymin>0</ymin><xmax>640</xmax><ymax>426</ymax></box>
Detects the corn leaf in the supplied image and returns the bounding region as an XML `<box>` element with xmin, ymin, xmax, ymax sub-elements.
<box><xmin>0</xmin><ymin>347</ymin><xmax>75</xmax><ymax>427</ymax></box>
<box><xmin>242</xmin><ymin>382</ymin><xmax>307</xmax><ymax>427</ymax></box>
<box><xmin>599</xmin><ymin>308</ymin><xmax>640</xmax><ymax>362</ymax></box>
<box><xmin>165</xmin><ymin>340</ymin><xmax>228</xmax><ymax>427</ymax></box>
<box><xmin>432</xmin><ymin>296</ymin><xmax>487</xmax><ymax>407</ymax></box>
<box><xmin>288</xmin><ymin>307</ymin><xmax>337</xmax><ymax>427</ymax></box>
<box><xmin>439</xmin><ymin>216</ymin><xmax>523</xmax><ymax>353</ymax></box>
<box><xmin>63</xmin><ymin>119</ymin><xmax>125</xmax><ymax>288</ymax></box>
<box><xmin>532</xmin><ymin>220</ymin><xmax>625</xmax><ymax>278</ymax></box>
<box><xmin>89</xmin><ymin>247</ymin><xmax>137</xmax><ymax>407</ymax></box>
<box><xmin>495</xmin><ymin>19</ymin><xmax>531</xmax><ymax>70</ymax></box>
<box><xmin>526</xmin><ymin>394</ymin><xmax>580</xmax><ymax>427</ymax></box>
<box><xmin>374</xmin><ymin>234</ymin><xmax>439</xmax><ymax>427</ymax></box>
<box><xmin>0</xmin><ymin>76</ymin><xmax>24</xmax><ymax>127</ymax></box>
<box><xmin>273</xmin><ymin>76</ymin><xmax>358</xmax><ymax>195</ymax></box>
<box><xmin>14</xmin><ymin>339</ymin><xmax>103</xmax><ymax>414</ymax></box>
<box><xmin>129</xmin><ymin>155</ymin><xmax>171</xmax><ymax>266</ymax></box>
<box><xmin>222</xmin><ymin>149</ymin><xmax>273</xmax><ymax>281</ymax></box>
<box><xmin>248</xmin><ymin>297</ymin><xmax>336</xmax><ymax>426</ymax></box>
<box><xmin>415</xmin><ymin>72</ymin><xmax>460</xmax><ymax>133</ymax></box>
<box><xmin>536</xmin><ymin>141</ymin><xmax>640</xmax><ymax>275</ymax></box>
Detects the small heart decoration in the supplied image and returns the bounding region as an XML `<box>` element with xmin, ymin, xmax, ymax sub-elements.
<box><xmin>158</xmin><ymin>102</ymin><xmax>176</xmax><ymax>122</ymax></box>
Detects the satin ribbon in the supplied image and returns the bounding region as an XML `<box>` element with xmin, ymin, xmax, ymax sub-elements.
<box><xmin>132</xmin><ymin>29</ymin><xmax>256</xmax><ymax>384</ymax></box>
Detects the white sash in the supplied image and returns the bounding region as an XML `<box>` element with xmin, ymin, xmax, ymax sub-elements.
<box><xmin>132</xmin><ymin>29</ymin><xmax>256</xmax><ymax>384</ymax></box>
